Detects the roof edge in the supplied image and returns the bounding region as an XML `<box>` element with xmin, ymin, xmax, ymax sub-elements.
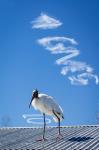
<box><xmin>0</xmin><ymin>125</ymin><xmax>99</xmax><ymax>129</ymax></box>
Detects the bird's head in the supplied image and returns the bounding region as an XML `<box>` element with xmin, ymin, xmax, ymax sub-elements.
<box><xmin>29</xmin><ymin>89</ymin><xmax>39</xmax><ymax>108</ymax></box>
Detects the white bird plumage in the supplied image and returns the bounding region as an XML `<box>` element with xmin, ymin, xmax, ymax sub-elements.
<box><xmin>29</xmin><ymin>89</ymin><xmax>64</xmax><ymax>141</ymax></box>
<box><xmin>32</xmin><ymin>93</ymin><xmax>64</xmax><ymax>122</ymax></box>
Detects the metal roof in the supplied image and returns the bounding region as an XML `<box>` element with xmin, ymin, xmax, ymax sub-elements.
<box><xmin>0</xmin><ymin>125</ymin><xmax>99</xmax><ymax>150</ymax></box>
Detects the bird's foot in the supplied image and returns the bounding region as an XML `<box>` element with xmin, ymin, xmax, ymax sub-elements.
<box><xmin>36</xmin><ymin>137</ymin><xmax>48</xmax><ymax>142</ymax></box>
<box><xmin>56</xmin><ymin>133</ymin><xmax>63</xmax><ymax>141</ymax></box>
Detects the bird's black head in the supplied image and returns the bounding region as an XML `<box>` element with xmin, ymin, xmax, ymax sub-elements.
<box><xmin>33</xmin><ymin>89</ymin><xmax>39</xmax><ymax>98</ymax></box>
<box><xmin>29</xmin><ymin>89</ymin><xmax>39</xmax><ymax>108</ymax></box>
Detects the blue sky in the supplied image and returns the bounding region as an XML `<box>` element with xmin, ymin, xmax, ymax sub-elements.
<box><xmin>0</xmin><ymin>0</ymin><xmax>99</xmax><ymax>127</ymax></box>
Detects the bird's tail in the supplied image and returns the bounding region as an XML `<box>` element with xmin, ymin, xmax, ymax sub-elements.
<box><xmin>53</xmin><ymin>111</ymin><xmax>64</xmax><ymax>122</ymax></box>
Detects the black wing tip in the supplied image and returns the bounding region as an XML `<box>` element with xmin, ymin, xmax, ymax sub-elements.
<box><xmin>62</xmin><ymin>115</ymin><xmax>64</xmax><ymax>119</ymax></box>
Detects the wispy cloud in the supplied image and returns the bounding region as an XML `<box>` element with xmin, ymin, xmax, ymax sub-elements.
<box><xmin>37</xmin><ymin>36</ymin><xmax>99</xmax><ymax>85</ymax></box>
<box><xmin>60</xmin><ymin>60</ymin><xmax>93</xmax><ymax>75</ymax></box>
<box><xmin>23</xmin><ymin>114</ymin><xmax>51</xmax><ymax>125</ymax></box>
<box><xmin>38</xmin><ymin>36</ymin><xmax>78</xmax><ymax>54</ymax></box>
<box><xmin>32</xmin><ymin>13</ymin><xmax>99</xmax><ymax>86</ymax></box>
<box><xmin>68</xmin><ymin>73</ymin><xmax>99</xmax><ymax>85</ymax></box>
<box><xmin>56</xmin><ymin>49</ymin><xmax>79</xmax><ymax>65</ymax></box>
<box><xmin>31</xmin><ymin>13</ymin><xmax>62</xmax><ymax>29</ymax></box>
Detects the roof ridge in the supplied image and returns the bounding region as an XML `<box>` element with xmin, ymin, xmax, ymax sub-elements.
<box><xmin>0</xmin><ymin>125</ymin><xmax>99</xmax><ymax>129</ymax></box>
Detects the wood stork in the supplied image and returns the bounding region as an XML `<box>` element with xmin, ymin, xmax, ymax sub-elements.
<box><xmin>29</xmin><ymin>89</ymin><xmax>64</xmax><ymax>141</ymax></box>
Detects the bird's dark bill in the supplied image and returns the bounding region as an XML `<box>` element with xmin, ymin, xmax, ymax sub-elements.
<box><xmin>29</xmin><ymin>97</ymin><xmax>33</xmax><ymax>108</ymax></box>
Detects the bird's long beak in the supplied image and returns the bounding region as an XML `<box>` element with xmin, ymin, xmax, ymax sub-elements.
<box><xmin>29</xmin><ymin>96</ymin><xmax>33</xmax><ymax>108</ymax></box>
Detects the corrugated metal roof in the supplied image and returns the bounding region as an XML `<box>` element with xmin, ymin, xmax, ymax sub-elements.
<box><xmin>0</xmin><ymin>125</ymin><xmax>99</xmax><ymax>150</ymax></box>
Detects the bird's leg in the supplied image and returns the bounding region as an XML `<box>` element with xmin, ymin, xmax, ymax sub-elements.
<box><xmin>42</xmin><ymin>113</ymin><xmax>47</xmax><ymax>141</ymax></box>
<box><xmin>36</xmin><ymin>113</ymin><xmax>47</xmax><ymax>141</ymax></box>
<box><xmin>53</xmin><ymin>110</ymin><xmax>63</xmax><ymax>140</ymax></box>
<box><xmin>58</xmin><ymin>118</ymin><xmax>60</xmax><ymax>135</ymax></box>
<box><xmin>56</xmin><ymin>118</ymin><xmax>63</xmax><ymax>141</ymax></box>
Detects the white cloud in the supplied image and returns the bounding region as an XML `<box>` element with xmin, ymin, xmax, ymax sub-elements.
<box><xmin>38</xmin><ymin>36</ymin><xmax>78</xmax><ymax>54</ymax></box>
<box><xmin>60</xmin><ymin>60</ymin><xmax>93</xmax><ymax>75</ymax></box>
<box><xmin>68</xmin><ymin>73</ymin><xmax>99</xmax><ymax>85</ymax></box>
<box><xmin>37</xmin><ymin>36</ymin><xmax>99</xmax><ymax>85</ymax></box>
<box><xmin>22</xmin><ymin>114</ymin><xmax>51</xmax><ymax>125</ymax></box>
<box><xmin>56</xmin><ymin>49</ymin><xmax>79</xmax><ymax>65</ymax></box>
<box><xmin>31</xmin><ymin>13</ymin><xmax>62</xmax><ymax>29</ymax></box>
<box><xmin>68</xmin><ymin>76</ymin><xmax>88</xmax><ymax>85</ymax></box>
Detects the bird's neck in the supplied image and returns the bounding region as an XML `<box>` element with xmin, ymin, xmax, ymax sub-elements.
<box><xmin>34</xmin><ymin>97</ymin><xmax>39</xmax><ymax>100</ymax></box>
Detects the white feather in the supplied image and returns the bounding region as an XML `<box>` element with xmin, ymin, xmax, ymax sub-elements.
<box><xmin>32</xmin><ymin>93</ymin><xmax>64</xmax><ymax>122</ymax></box>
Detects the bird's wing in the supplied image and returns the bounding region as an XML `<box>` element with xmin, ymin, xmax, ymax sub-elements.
<box><xmin>39</xmin><ymin>93</ymin><xmax>63</xmax><ymax>114</ymax></box>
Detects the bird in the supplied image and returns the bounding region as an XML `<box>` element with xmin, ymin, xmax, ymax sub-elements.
<box><xmin>29</xmin><ymin>89</ymin><xmax>64</xmax><ymax>141</ymax></box>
